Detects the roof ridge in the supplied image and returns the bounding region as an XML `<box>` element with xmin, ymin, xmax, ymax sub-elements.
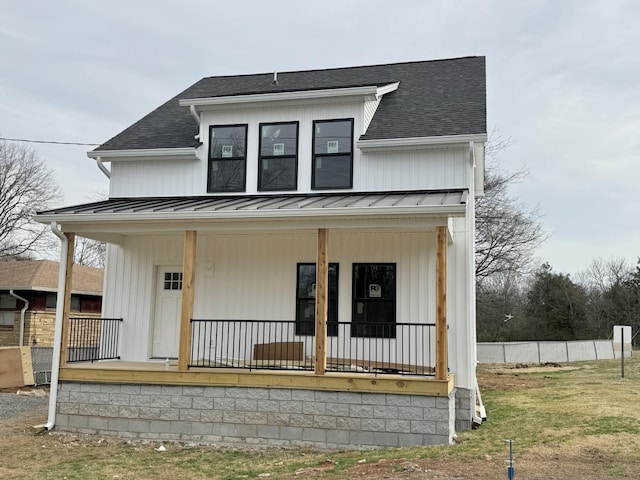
<box><xmin>199</xmin><ymin>56</ymin><xmax>484</xmax><ymax>81</ymax></box>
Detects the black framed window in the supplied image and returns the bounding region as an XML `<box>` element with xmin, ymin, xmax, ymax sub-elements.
<box><xmin>296</xmin><ymin>263</ymin><xmax>339</xmax><ymax>336</ymax></box>
<box><xmin>312</xmin><ymin>119</ymin><xmax>354</xmax><ymax>189</ymax></box>
<box><xmin>352</xmin><ymin>263</ymin><xmax>396</xmax><ymax>338</ymax></box>
<box><xmin>258</xmin><ymin>122</ymin><xmax>298</xmax><ymax>191</ymax></box>
<box><xmin>163</xmin><ymin>272</ymin><xmax>183</xmax><ymax>290</ymax></box>
<box><xmin>208</xmin><ymin>124</ymin><xmax>247</xmax><ymax>192</ymax></box>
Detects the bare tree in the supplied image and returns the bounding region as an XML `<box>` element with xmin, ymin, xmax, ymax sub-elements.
<box><xmin>74</xmin><ymin>236</ymin><xmax>106</xmax><ymax>268</ymax></box>
<box><xmin>73</xmin><ymin>192</ymin><xmax>108</xmax><ymax>268</ymax></box>
<box><xmin>475</xmin><ymin>132</ymin><xmax>547</xmax><ymax>278</ymax></box>
<box><xmin>0</xmin><ymin>139</ymin><xmax>62</xmax><ymax>260</ymax></box>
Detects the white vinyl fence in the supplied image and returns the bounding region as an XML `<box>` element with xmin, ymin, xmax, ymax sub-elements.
<box><xmin>477</xmin><ymin>340</ymin><xmax>630</xmax><ymax>364</ymax></box>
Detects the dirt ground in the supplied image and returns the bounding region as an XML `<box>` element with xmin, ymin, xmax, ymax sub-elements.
<box><xmin>0</xmin><ymin>371</ymin><xmax>636</xmax><ymax>480</ymax></box>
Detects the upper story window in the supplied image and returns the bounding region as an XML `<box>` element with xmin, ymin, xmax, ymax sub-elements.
<box><xmin>208</xmin><ymin>124</ymin><xmax>247</xmax><ymax>192</ymax></box>
<box><xmin>312</xmin><ymin>119</ymin><xmax>354</xmax><ymax>190</ymax></box>
<box><xmin>258</xmin><ymin>122</ymin><xmax>298</xmax><ymax>191</ymax></box>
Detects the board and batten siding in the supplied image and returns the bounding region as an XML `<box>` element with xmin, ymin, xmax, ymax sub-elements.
<box><xmin>110</xmin><ymin>158</ymin><xmax>202</xmax><ymax>198</ymax></box>
<box><xmin>103</xmin><ymin>231</ymin><xmax>441</xmax><ymax>358</ymax></box>
<box><xmin>107</xmin><ymin>100</ymin><xmax>471</xmax><ymax>197</ymax></box>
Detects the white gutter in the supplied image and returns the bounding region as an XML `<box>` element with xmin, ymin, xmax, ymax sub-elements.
<box><xmin>45</xmin><ymin>221</ymin><xmax>69</xmax><ymax>431</ymax></box>
<box><xmin>357</xmin><ymin>133</ymin><xmax>488</xmax><ymax>152</ymax></box>
<box><xmin>87</xmin><ymin>147</ymin><xmax>198</xmax><ymax>161</ymax></box>
<box><xmin>178</xmin><ymin>84</ymin><xmax>397</xmax><ymax>108</ymax></box>
<box><xmin>95</xmin><ymin>156</ymin><xmax>111</xmax><ymax>179</ymax></box>
<box><xmin>8</xmin><ymin>290</ymin><xmax>28</xmax><ymax>347</ymax></box>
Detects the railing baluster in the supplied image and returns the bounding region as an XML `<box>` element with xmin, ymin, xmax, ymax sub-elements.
<box><xmin>66</xmin><ymin>317</ymin><xmax>122</xmax><ymax>364</ymax></box>
<box><xmin>186</xmin><ymin>320</ymin><xmax>435</xmax><ymax>377</ymax></box>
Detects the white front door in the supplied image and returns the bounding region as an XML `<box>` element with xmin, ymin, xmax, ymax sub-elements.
<box><xmin>152</xmin><ymin>266</ymin><xmax>183</xmax><ymax>358</ymax></box>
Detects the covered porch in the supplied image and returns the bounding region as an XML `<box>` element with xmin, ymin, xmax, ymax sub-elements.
<box><xmin>41</xmin><ymin>191</ymin><xmax>466</xmax><ymax>393</ymax></box>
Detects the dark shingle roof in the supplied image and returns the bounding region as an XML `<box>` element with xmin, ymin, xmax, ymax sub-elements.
<box><xmin>94</xmin><ymin>56</ymin><xmax>486</xmax><ymax>152</ymax></box>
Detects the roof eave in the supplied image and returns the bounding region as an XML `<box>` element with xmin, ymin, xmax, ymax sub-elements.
<box><xmin>88</xmin><ymin>147</ymin><xmax>199</xmax><ymax>161</ymax></box>
<box><xmin>357</xmin><ymin>133</ymin><xmax>488</xmax><ymax>152</ymax></box>
<box><xmin>35</xmin><ymin>204</ymin><xmax>467</xmax><ymax>226</ymax></box>
<box><xmin>178</xmin><ymin>83</ymin><xmax>400</xmax><ymax>109</ymax></box>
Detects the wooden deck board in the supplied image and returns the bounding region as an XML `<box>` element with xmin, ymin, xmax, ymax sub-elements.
<box><xmin>60</xmin><ymin>361</ymin><xmax>453</xmax><ymax>396</ymax></box>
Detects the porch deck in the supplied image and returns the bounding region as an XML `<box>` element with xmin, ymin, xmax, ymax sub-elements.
<box><xmin>59</xmin><ymin>360</ymin><xmax>454</xmax><ymax>396</ymax></box>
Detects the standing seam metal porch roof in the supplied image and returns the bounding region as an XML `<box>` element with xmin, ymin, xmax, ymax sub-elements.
<box><xmin>36</xmin><ymin>190</ymin><xmax>468</xmax><ymax>223</ymax></box>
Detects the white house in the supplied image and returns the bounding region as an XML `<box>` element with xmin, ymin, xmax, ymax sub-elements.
<box><xmin>35</xmin><ymin>56</ymin><xmax>487</xmax><ymax>448</ymax></box>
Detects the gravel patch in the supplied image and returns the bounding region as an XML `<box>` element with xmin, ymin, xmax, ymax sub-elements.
<box><xmin>0</xmin><ymin>391</ymin><xmax>49</xmax><ymax>420</ymax></box>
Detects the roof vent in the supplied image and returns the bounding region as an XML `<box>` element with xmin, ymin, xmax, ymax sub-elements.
<box><xmin>272</xmin><ymin>71</ymin><xmax>278</xmax><ymax>85</ymax></box>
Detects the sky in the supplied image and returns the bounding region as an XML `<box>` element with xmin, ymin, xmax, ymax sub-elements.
<box><xmin>1</xmin><ymin>0</ymin><xmax>639</xmax><ymax>276</ymax></box>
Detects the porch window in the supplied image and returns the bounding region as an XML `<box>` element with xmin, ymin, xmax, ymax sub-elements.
<box><xmin>312</xmin><ymin>119</ymin><xmax>354</xmax><ymax>190</ymax></box>
<box><xmin>258</xmin><ymin>122</ymin><xmax>298</xmax><ymax>191</ymax></box>
<box><xmin>0</xmin><ymin>294</ymin><xmax>17</xmax><ymax>327</ymax></box>
<box><xmin>163</xmin><ymin>272</ymin><xmax>183</xmax><ymax>290</ymax></box>
<box><xmin>208</xmin><ymin>124</ymin><xmax>247</xmax><ymax>192</ymax></box>
<box><xmin>296</xmin><ymin>263</ymin><xmax>339</xmax><ymax>336</ymax></box>
<box><xmin>352</xmin><ymin>263</ymin><xmax>396</xmax><ymax>338</ymax></box>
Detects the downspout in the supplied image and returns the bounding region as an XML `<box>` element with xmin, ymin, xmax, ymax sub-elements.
<box><xmin>44</xmin><ymin>221</ymin><xmax>69</xmax><ymax>431</ymax></box>
<box><xmin>471</xmin><ymin>139</ymin><xmax>486</xmax><ymax>425</ymax></box>
<box><xmin>189</xmin><ymin>105</ymin><xmax>201</xmax><ymax>141</ymax></box>
<box><xmin>8</xmin><ymin>290</ymin><xmax>28</xmax><ymax>347</ymax></box>
<box><xmin>95</xmin><ymin>156</ymin><xmax>111</xmax><ymax>179</ymax></box>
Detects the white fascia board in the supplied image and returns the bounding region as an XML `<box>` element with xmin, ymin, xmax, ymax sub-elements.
<box><xmin>87</xmin><ymin>147</ymin><xmax>199</xmax><ymax>162</ymax></box>
<box><xmin>375</xmin><ymin>82</ymin><xmax>399</xmax><ymax>98</ymax></box>
<box><xmin>0</xmin><ymin>286</ymin><xmax>101</xmax><ymax>296</ymax></box>
<box><xmin>357</xmin><ymin>133</ymin><xmax>488</xmax><ymax>152</ymax></box>
<box><xmin>35</xmin><ymin>204</ymin><xmax>467</xmax><ymax>226</ymax></box>
<box><xmin>179</xmin><ymin>83</ymin><xmax>399</xmax><ymax>109</ymax></box>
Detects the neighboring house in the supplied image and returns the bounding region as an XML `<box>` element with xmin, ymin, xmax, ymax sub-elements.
<box><xmin>0</xmin><ymin>260</ymin><xmax>102</xmax><ymax>347</ymax></box>
<box><xmin>35</xmin><ymin>56</ymin><xmax>487</xmax><ymax>448</ymax></box>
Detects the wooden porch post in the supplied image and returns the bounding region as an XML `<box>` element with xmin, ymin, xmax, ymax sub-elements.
<box><xmin>178</xmin><ymin>230</ymin><xmax>197</xmax><ymax>371</ymax></box>
<box><xmin>435</xmin><ymin>226</ymin><xmax>448</xmax><ymax>380</ymax></box>
<box><xmin>314</xmin><ymin>228</ymin><xmax>329</xmax><ymax>375</ymax></box>
<box><xmin>59</xmin><ymin>233</ymin><xmax>75</xmax><ymax>368</ymax></box>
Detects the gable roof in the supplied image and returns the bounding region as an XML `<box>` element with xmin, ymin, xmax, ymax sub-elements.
<box><xmin>94</xmin><ymin>56</ymin><xmax>486</xmax><ymax>152</ymax></box>
<box><xmin>0</xmin><ymin>260</ymin><xmax>103</xmax><ymax>295</ymax></box>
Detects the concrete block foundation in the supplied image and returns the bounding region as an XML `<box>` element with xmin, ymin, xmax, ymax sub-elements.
<box><xmin>55</xmin><ymin>382</ymin><xmax>464</xmax><ymax>448</ymax></box>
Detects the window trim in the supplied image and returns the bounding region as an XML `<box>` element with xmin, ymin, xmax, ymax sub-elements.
<box><xmin>295</xmin><ymin>262</ymin><xmax>339</xmax><ymax>337</ymax></box>
<box><xmin>351</xmin><ymin>262</ymin><xmax>396</xmax><ymax>338</ymax></box>
<box><xmin>311</xmin><ymin>118</ymin><xmax>354</xmax><ymax>190</ymax></box>
<box><xmin>258</xmin><ymin>121</ymin><xmax>299</xmax><ymax>192</ymax></box>
<box><xmin>207</xmin><ymin>123</ymin><xmax>248</xmax><ymax>193</ymax></box>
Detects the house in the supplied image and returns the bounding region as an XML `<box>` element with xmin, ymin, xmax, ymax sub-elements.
<box><xmin>0</xmin><ymin>260</ymin><xmax>102</xmax><ymax>347</ymax></box>
<box><xmin>35</xmin><ymin>56</ymin><xmax>486</xmax><ymax>448</ymax></box>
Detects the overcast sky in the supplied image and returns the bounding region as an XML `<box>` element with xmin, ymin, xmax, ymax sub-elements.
<box><xmin>1</xmin><ymin>0</ymin><xmax>638</xmax><ymax>276</ymax></box>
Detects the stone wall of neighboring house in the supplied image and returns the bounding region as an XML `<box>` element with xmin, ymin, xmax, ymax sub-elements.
<box><xmin>0</xmin><ymin>311</ymin><xmax>102</xmax><ymax>347</ymax></box>
<box><xmin>55</xmin><ymin>382</ymin><xmax>457</xmax><ymax>448</ymax></box>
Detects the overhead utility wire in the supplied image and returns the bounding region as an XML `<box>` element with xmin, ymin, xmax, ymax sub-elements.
<box><xmin>0</xmin><ymin>136</ymin><xmax>99</xmax><ymax>147</ymax></box>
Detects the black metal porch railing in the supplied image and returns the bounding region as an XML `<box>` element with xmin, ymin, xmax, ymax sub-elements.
<box><xmin>189</xmin><ymin>319</ymin><xmax>435</xmax><ymax>376</ymax></box>
<box><xmin>67</xmin><ymin>317</ymin><xmax>123</xmax><ymax>363</ymax></box>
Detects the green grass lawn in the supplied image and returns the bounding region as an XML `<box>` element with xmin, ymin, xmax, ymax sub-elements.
<box><xmin>3</xmin><ymin>355</ymin><xmax>639</xmax><ymax>479</ymax></box>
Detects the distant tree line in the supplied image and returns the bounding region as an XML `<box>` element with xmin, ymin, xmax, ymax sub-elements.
<box><xmin>475</xmin><ymin>133</ymin><xmax>639</xmax><ymax>346</ymax></box>
<box><xmin>477</xmin><ymin>260</ymin><xmax>640</xmax><ymax>346</ymax></box>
